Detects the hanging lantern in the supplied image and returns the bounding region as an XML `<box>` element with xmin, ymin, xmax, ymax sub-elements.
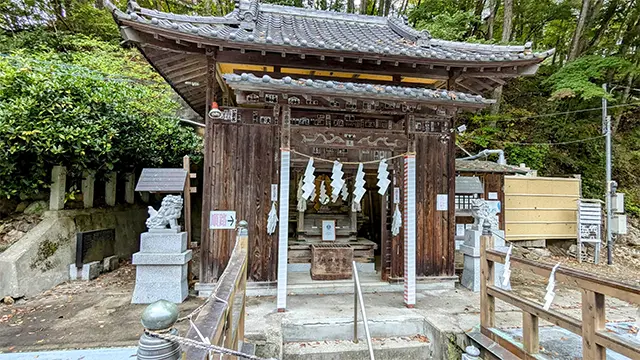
<box><xmin>208</xmin><ymin>101</ymin><xmax>222</xmax><ymax>119</ymax></box>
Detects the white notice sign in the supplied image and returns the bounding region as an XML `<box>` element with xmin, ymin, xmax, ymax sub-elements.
<box><xmin>456</xmin><ymin>224</ymin><xmax>465</xmax><ymax>237</ymax></box>
<box><xmin>488</xmin><ymin>192</ymin><xmax>498</xmax><ymax>200</ymax></box>
<box><xmin>209</xmin><ymin>211</ymin><xmax>237</xmax><ymax>229</ymax></box>
<box><xmin>322</xmin><ymin>220</ymin><xmax>336</xmax><ymax>241</ymax></box>
<box><xmin>436</xmin><ymin>194</ymin><xmax>448</xmax><ymax>211</ymax></box>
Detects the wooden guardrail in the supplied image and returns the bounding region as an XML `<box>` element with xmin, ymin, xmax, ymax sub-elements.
<box><xmin>480</xmin><ymin>229</ymin><xmax>640</xmax><ymax>360</ymax></box>
<box><xmin>184</xmin><ymin>221</ymin><xmax>249</xmax><ymax>360</ymax></box>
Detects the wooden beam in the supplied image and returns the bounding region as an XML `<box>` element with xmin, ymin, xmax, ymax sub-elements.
<box><xmin>486</xmin><ymin>249</ymin><xmax>640</xmax><ymax>304</ymax></box>
<box><xmin>595</xmin><ymin>330</ymin><xmax>640</xmax><ymax>359</ymax></box>
<box><xmin>232</xmin><ymin>70</ymin><xmax>407</xmax><ymax>86</ymax></box>
<box><xmin>487</xmin><ymin>285</ymin><xmax>582</xmax><ymax>335</ymax></box>
<box><xmin>217</xmin><ymin>50</ymin><xmax>452</xmax><ymax>79</ymax></box>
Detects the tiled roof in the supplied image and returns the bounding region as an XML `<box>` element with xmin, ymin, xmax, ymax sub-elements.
<box><xmin>455</xmin><ymin>160</ymin><xmax>527</xmax><ymax>174</ymax></box>
<box><xmin>106</xmin><ymin>0</ymin><xmax>554</xmax><ymax>63</ymax></box>
<box><xmin>223</xmin><ymin>73</ymin><xmax>495</xmax><ymax>105</ymax></box>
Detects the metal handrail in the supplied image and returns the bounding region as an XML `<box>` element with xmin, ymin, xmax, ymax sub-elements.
<box><xmin>353</xmin><ymin>261</ymin><xmax>375</xmax><ymax>360</ymax></box>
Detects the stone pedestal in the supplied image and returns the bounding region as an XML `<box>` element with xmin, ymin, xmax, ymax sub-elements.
<box><xmin>132</xmin><ymin>231</ymin><xmax>191</xmax><ymax>304</ymax></box>
<box><xmin>460</xmin><ymin>229</ymin><xmax>510</xmax><ymax>292</ymax></box>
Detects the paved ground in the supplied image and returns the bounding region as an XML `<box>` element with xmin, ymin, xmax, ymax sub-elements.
<box><xmin>1</xmin><ymin>262</ymin><xmax>639</xmax><ymax>359</ymax></box>
<box><xmin>0</xmin><ymin>347</ymin><xmax>137</xmax><ymax>360</ymax></box>
<box><xmin>0</xmin><ymin>264</ymin><xmax>199</xmax><ymax>353</ymax></box>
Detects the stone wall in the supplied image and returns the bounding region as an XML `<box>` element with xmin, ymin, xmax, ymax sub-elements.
<box><xmin>0</xmin><ymin>206</ymin><xmax>146</xmax><ymax>298</ymax></box>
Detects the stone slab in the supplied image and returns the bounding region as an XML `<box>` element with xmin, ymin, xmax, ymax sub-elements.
<box><xmin>139</xmin><ymin>232</ymin><xmax>187</xmax><ymax>253</ymax></box>
<box><xmin>69</xmin><ymin>264</ymin><xmax>79</xmax><ymax>281</ymax></box>
<box><xmin>131</xmin><ymin>278</ymin><xmax>188</xmax><ymax>304</ymax></box>
<box><xmin>132</xmin><ymin>250</ymin><xmax>192</xmax><ymax>265</ymax></box>
<box><xmin>102</xmin><ymin>255</ymin><xmax>119</xmax><ymax>272</ymax></box>
<box><xmin>135</xmin><ymin>264</ymin><xmax>188</xmax><ymax>284</ymax></box>
<box><xmin>288</xmin><ymin>263</ymin><xmax>311</xmax><ymax>272</ymax></box>
<box><xmin>81</xmin><ymin>261</ymin><xmax>101</xmax><ymax>281</ymax></box>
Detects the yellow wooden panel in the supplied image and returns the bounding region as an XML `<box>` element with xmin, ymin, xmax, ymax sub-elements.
<box><xmin>401</xmin><ymin>77</ymin><xmax>439</xmax><ymax>85</ymax></box>
<box><xmin>506</xmin><ymin>223</ymin><xmax>577</xmax><ymax>240</ymax></box>
<box><xmin>505</xmin><ymin>195</ymin><xmax>578</xmax><ymax>209</ymax></box>
<box><xmin>219</xmin><ymin>63</ymin><xmax>274</xmax><ymax>73</ymax></box>
<box><xmin>504</xmin><ymin>176</ymin><xmax>580</xmax><ymax>241</ymax></box>
<box><xmin>505</xmin><ymin>209</ymin><xmax>577</xmax><ymax>222</ymax></box>
<box><xmin>504</xmin><ymin>176</ymin><xmax>580</xmax><ymax>196</ymax></box>
<box><xmin>218</xmin><ymin>65</ymin><xmax>439</xmax><ymax>84</ymax></box>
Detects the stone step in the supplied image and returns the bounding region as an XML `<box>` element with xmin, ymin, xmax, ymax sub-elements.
<box><xmin>282</xmin><ymin>315</ymin><xmax>426</xmax><ymax>342</ymax></box>
<box><xmin>196</xmin><ymin>279</ymin><xmax>455</xmax><ymax>297</ymax></box>
<box><xmin>283</xmin><ymin>337</ymin><xmax>432</xmax><ymax>360</ymax></box>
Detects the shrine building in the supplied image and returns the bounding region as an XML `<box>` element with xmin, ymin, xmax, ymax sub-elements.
<box><xmin>105</xmin><ymin>0</ymin><xmax>553</xmax><ymax>310</ymax></box>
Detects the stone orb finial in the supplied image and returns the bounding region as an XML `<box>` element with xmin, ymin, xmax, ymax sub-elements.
<box><xmin>141</xmin><ymin>300</ymin><xmax>179</xmax><ymax>331</ymax></box>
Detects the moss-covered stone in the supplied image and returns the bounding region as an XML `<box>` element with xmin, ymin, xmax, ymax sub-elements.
<box><xmin>30</xmin><ymin>239</ymin><xmax>60</xmax><ymax>271</ymax></box>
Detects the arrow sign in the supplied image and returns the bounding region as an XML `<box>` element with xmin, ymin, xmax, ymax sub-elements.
<box><xmin>209</xmin><ymin>210</ymin><xmax>237</xmax><ymax>229</ymax></box>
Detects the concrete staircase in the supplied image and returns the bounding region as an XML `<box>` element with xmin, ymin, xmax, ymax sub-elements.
<box><xmin>280</xmin><ymin>315</ymin><xmax>433</xmax><ymax>359</ymax></box>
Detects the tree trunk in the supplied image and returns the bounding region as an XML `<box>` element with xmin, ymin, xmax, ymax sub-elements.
<box><xmin>501</xmin><ymin>0</ymin><xmax>513</xmax><ymax>42</ymax></box>
<box><xmin>360</xmin><ymin>0</ymin><xmax>367</xmax><ymax>14</ymax></box>
<box><xmin>347</xmin><ymin>0</ymin><xmax>354</xmax><ymax>13</ymax></box>
<box><xmin>486</xmin><ymin>0</ymin><xmax>501</xmax><ymax>40</ymax></box>
<box><xmin>490</xmin><ymin>85</ymin><xmax>503</xmax><ymax>115</ymax></box>
<box><xmin>568</xmin><ymin>0</ymin><xmax>591</xmax><ymax>61</ymax></box>
<box><xmin>470</xmin><ymin>0</ymin><xmax>485</xmax><ymax>36</ymax></box>
<box><xmin>384</xmin><ymin>0</ymin><xmax>393</xmax><ymax>16</ymax></box>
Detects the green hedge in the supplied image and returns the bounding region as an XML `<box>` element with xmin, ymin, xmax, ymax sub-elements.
<box><xmin>0</xmin><ymin>44</ymin><xmax>202</xmax><ymax>199</ymax></box>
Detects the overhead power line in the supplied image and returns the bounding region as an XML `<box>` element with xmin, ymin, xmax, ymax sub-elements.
<box><xmin>479</xmin><ymin>102</ymin><xmax>640</xmax><ymax>123</ymax></box>
<box><xmin>465</xmin><ymin>134</ymin><xmax>607</xmax><ymax>146</ymax></box>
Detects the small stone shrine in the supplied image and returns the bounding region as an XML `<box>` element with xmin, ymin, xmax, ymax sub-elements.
<box><xmin>461</xmin><ymin>198</ymin><xmax>510</xmax><ymax>292</ymax></box>
<box><xmin>132</xmin><ymin>195</ymin><xmax>191</xmax><ymax>304</ymax></box>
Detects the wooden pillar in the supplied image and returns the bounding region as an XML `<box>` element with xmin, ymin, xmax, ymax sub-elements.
<box><xmin>183</xmin><ymin>156</ymin><xmax>192</xmax><ymax>244</ymax></box>
<box><xmin>81</xmin><ymin>170</ymin><xmax>95</xmax><ymax>208</ymax></box>
<box><xmin>200</xmin><ymin>48</ymin><xmax>217</xmax><ymax>283</ymax></box>
<box><xmin>480</xmin><ymin>228</ymin><xmax>495</xmax><ymax>329</ymax></box>
<box><xmin>522</xmin><ymin>312</ymin><xmax>539</xmax><ymax>354</ymax></box>
<box><xmin>49</xmin><ymin>165</ymin><xmax>66</xmax><ymax>211</ymax></box>
<box><xmin>105</xmin><ymin>172</ymin><xmax>117</xmax><ymax>206</ymax></box>
<box><xmin>582</xmin><ymin>290</ymin><xmax>606</xmax><ymax>359</ymax></box>
<box><xmin>277</xmin><ymin>105</ymin><xmax>291</xmax><ymax>312</ymax></box>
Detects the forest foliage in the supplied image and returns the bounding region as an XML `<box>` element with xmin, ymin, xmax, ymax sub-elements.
<box><xmin>1</xmin><ymin>0</ymin><xmax>640</xmax><ymax>213</ymax></box>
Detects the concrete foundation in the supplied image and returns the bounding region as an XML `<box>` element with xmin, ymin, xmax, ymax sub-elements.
<box><xmin>0</xmin><ymin>206</ymin><xmax>147</xmax><ymax>298</ymax></box>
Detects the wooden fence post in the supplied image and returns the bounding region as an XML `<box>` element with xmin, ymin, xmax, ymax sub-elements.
<box><xmin>81</xmin><ymin>170</ymin><xmax>95</xmax><ymax>208</ymax></box>
<box><xmin>480</xmin><ymin>222</ymin><xmax>495</xmax><ymax>330</ymax></box>
<box><xmin>522</xmin><ymin>312</ymin><xmax>539</xmax><ymax>353</ymax></box>
<box><xmin>49</xmin><ymin>165</ymin><xmax>66</xmax><ymax>210</ymax></box>
<box><xmin>582</xmin><ymin>290</ymin><xmax>606</xmax><ymax>360</ymax></box>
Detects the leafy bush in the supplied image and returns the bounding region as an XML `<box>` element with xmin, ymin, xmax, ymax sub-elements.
<box><xmin>0</xmin><ymin>47</ymin><xmax>202</xmax><ymax>199</ymax></box>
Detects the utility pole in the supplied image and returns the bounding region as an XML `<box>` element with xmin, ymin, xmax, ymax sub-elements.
<box><xmin>603</xmin><ymin>83</ymin><xmax>613</xmax><ymax>265</ymax></box>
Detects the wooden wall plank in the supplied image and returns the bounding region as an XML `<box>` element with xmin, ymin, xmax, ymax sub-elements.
<box><xmin>206</xmin><ymin>123</ymin><xmax>278</xmax><ymax>282</ymax></box>
<box><xmin>416</xmin><ymin>132</ymin><xmax>455</xmax><ymax>277</ymax></box>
